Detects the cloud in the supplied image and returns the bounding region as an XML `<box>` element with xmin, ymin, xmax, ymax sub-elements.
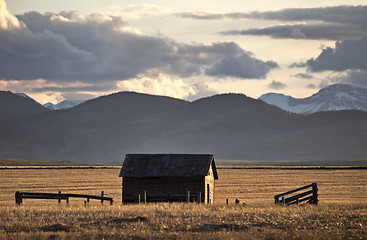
<box><xmin>62</xmin><ymin>92</ymin><xmax>95</xmax><ymax>101</ymax></box>
<box><xmin>268</xmin><ymin>80</ymin><xmax>287</xmax><ymax>90</ymax></box>
<box><xmin>116</xmin><ymin>74</ymin><xmax>216</xmax><ymax>101</ymax></box>
<box><xmin>289</xmin><ymin>62</ymin><xmax>307</xmax><ymax>68</ymax></box>
<box><xmin>221</xmin><ymin>23</ymin><xmax>366</xmax><ymax>40</ymax></box>
<box><xmin>306</xmin><ymin>84</ymin><xmax>316</xmax><ymax>89</ymax></box>
<box><xmin>336</xmin><ymin>70</ymin><xmax>367</xmax><ymax>87</ymax></box>
<box><xmin>306</xmin><ymin>37</ymin><xmax>367</xmax><ymax>72</ymax></box>
<box><xmin>293</xmin><ymin>73</ymin><xmax>313</xmax><ymax>79</ymax></box>
<box><xmin>176</xmin><ymin>12</ymin><xmax>250</xmax><ymax>20</ymax></box>
<box><xmin>180</xmin><ymin>6</ymin><xmax>367</xmax><ymax>40</ymax></box>
<box><xmin>0</xmin><ymin>8</ymin><xmax>277</xmax><ymax>86</ymax></box>
<box><xmin>119</xmin><ymin>4</ymin><xmax>169</xmax><ymax>14</ymax></box>
<box><xmin>186</xmin><ymin>82</ymin><xmax>217</xmax><ymax>101</ymax></box>
<box><xmin>205</xmin><ymin>54</ymin><xmax>278</xmax><ymax>79</ymax></box>
<box><xmin>0</xmin><ymin>79</ymin><xmax>48</xmax><ymax>93</ymax></box>
<box><xmin>177</xmin><ymin>6</ymin><xmax>367</xmax><ymax>25</ymax></box>
<box><xmin>0</xmin><ymin>0</ymin><xmax>22</xmax><ymax>29</ymax></box>
<box><xmin>30</xmin><ymin>82</ymin><xmax>118</xmax><ymax>93</ymax></box>
<box><xmin>107</xmin><ymin>4</ymin><xmax>170</xmax><ymax>19</ymax></box>
<box><xmin>249</xmin><ymin>6</ymin><xmax>367</xmax><ymax>25</ymax></box>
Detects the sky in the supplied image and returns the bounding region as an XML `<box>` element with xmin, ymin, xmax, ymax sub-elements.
<box><xmin>1</xmin><ymin>0</ymin><xmax>366</xmax><ymax>104</ymax></box>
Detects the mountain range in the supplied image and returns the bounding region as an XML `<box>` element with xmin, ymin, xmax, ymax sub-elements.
<box><xmin>0</xmin><ymin>84</ymin><xmax>366</xmax><ymax>165</ymax></box>
<box><xmin>259</xmin><ymin>84</ymin><xmax>367</xmax><ymax>115</ymax></box>
<box><xmin>27</xmin><ymin>83</ymin><xmax>367</xmax><ymax>114</ymax></box>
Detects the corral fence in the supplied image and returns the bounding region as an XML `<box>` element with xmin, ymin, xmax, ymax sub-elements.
<box><xmin>274</xmin><ymin>183</ymin><xmax>318</xmax><ymax>205</ymax></box>
<box><xmin>15</xmin><ymin>191</ymin><xmax>113</xmax><ymax>205</ymax></box>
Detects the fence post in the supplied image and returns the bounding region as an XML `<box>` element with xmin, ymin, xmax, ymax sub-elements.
<box><xmin>143</xmin><ymin>191</ymin><xmax>147</xmax><ymax>204</ymax></box>
<box><xmin>235</xmin><ymin>199</ymin><xmax>239</xmax><ymax>204</ymax></box>
<box><xmin>101</xmin><ymin>191</ymin><xmax>104</xmax><ymax>205</ymax></box>
<box><xmin>138</xmin><ymin>194</ymin><xmax>141</xmax><ymax>204</ymax></box>
<box><xmin>58</xmin><ymin>191</ymin><xmax>61</xmax><ymax>204</ymax></box>
<box><xmin>15</xmin><ymin>191</ymin><xmax>21</xmax><ymax>205</ymax></box>
<box><xmin>274</xmin><ymin>196</ymin><xmax>279</xmax><ymax>204</ymax></box>
<box><xmin>312</xmin><ymin>183</ymin><xmax>318</xmax><ymax>205</ymax></box>
<box><xmin>281</xmin><ymin>197</ymin><xmax>285</xmax><ymax>205</ymax></box>
<box><xmin>226</xmin><ymin>199</ymin><xmax>228</xmax><ymax>205</ymax></box>
<box><xmin>186</xmin><ymin>191</ymin><xmax>190</xmax><ymax>203</ymax></box>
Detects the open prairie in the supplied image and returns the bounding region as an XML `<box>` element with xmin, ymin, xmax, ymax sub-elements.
<box><xmin>0</xmin><ymin>165</ymin><xmax>366</xmax><ymax>239</ymax></box>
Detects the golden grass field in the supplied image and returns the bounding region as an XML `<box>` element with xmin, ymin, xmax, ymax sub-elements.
<box><xmin>0</xmin><ymin>165</ymin><xmax>366</xmax><ymax>239</ymax></box>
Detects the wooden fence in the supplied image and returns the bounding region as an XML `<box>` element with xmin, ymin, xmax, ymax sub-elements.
<box><xmin>15</xmin><ymin>191</ymin><xmax>113</xmax><ymax>205</ymax></box>
<box><xmin>274</xmin><ymin>183</ymin><xmax>318</xmax><ymax>205</ymax></box>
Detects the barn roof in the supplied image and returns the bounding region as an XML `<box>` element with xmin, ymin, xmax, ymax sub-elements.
<box><xmin>119</xmin><ymin>154</ymin><xmax>218</xmax><ymax>179</ymax></box>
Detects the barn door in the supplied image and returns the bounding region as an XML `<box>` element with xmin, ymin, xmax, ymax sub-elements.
<box><xmin>207</xmin><ymin>184</ymin><xmax>210</xmax><ymax>203</ymax></box>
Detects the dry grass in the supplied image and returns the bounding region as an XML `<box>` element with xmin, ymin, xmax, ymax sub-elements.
<box><xmin>1</xmin><ymin>203</ymin><xmax>366</xmax><ymax>240</ymax></box>
<box><xmin>0</xmin><ymin>166</ymin><xmax>366</xmax><ymax>239</ymax></box>
<box><xmin>0</xmin><ymin>158</ymin><xmax>105</xmax><ymax>166</ymax></box>
<box><xmin>216</xmin><ymin>167</ymin><xmax>367</xmax><ymax>205</ymax></box>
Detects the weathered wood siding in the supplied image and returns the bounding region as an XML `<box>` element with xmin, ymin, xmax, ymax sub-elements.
<box><xmin>123</xmin><ymin>176</ymin><xmax>212</xmax><ymax>203</ymax></box>
<box><xmin>204</xmin><ymin>163</ymin><xmax>215</xmax><ymax>203</ymax></box>
<box><xmin>205</xmin><ymin>176</ymin><xmax>215</xmax><ymax>203</ymax></box>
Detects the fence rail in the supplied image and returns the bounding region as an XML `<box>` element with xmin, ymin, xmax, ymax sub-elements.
<box><xmin>15</xmin><ymin>191</ymin><xmax>113</xmax><ymax>205</ymax></box>
<box><xmin>274</xmin><ymin>183</ymin><xmax>318</xmax><ymax>205</ymax></box>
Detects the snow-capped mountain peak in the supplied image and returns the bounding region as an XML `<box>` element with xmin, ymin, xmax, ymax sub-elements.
<box><xmin>15</xmin><ymin>93</ymin><xmax>32</xmax><ymax>99</ymax></box>
<box><xmin>43</xmin><ymin>100</ymin><xmax>85</xmax><ymax>110</ymax></box>
<box><xmin>259</xmin><ymin>84</ymin><xmax>367</xmax><ymax>114</ymax></box>
<box><xmin>43</xmin><ymin>102</ymin><xmax>58</xmax><ymax>110</ymax></box>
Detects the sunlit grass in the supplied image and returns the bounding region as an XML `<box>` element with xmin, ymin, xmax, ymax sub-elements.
<box><xmin>0</xmin><ymin>203</ymin><xmax>366</xmax><ymax>239</ymax></box>
<box><xmin>0</xmin><ymin>166</ymin><xmax>366</xmax><ymax>239</ymax></box>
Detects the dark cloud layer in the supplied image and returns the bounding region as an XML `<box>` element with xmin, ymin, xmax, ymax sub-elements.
<box><xmin>0</xmin><ymin>10</ymin><xmax>277</xmax><ymax>85</ymax></box>
<box><xmin>205</xmin><ymin>54</ymin><xmax>278</xmax><ymax>79</ymax></box>
<box><xmin>306</xmin><ymin>37</ymin><xmax>367</xmax><ymax>72</ymax></box>
<box><xmin>221</xmin><ymin>23</ymin><xmax>365</xmax><ymax>40</ymax></box>
<box><xmin>179</xmin><ymin>6</ymin><xmax>367</xmax><ymax>40</ymax></box>
<box><xmin>338</xmin><ymin>70</ymin><xmax>367</xmax><ymax>87</ymax></box>
<box><xmin>177</xmin><ymin>6</ymin><xmax>367</xmax><ymax>25</ymax></box>
<box><xmin>248</xmin><ymin>6</ymin><xmax>367</xmax><ymax>25</ymax></box>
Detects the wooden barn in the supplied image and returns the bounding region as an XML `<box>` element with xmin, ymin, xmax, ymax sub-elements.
<box><xmin>119</xmin><ymin>154</ymin><xmax>218</xmax><ymax>203</ymax></box>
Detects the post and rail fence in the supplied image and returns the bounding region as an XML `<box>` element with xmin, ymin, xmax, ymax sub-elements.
<box><xmin>274</xmin><ymin>183</ymin><xmax>318</xmax><ymax>205</ymax></box>
<box><xmin>15</xmin><ymin>191</ymin><xmax>113</xmax><ymax>205</ymax></box>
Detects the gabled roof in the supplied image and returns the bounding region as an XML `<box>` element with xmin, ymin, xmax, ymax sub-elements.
<box><xmin>119</xmin><ymin>154</ymin><xmax>218</xmax><ymax>179</ymax></box>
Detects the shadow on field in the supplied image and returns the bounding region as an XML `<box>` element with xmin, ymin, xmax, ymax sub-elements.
<box><xmin>190</xmin><ymin>223</ymin><xmax>248</xmax><ymax>232</ymax></box>
<box><xmin>107</xmin><ymin>216</ymin><xmax>148</xmax><ymax>224</ymax></box>
<box><xmin>77</xmin><ymin>216</ymin><xmax>149</xmax><ymax>229</ymax></box>
<box><xmin>39</xmin><ymin>224</ymin><xmax>71</xmax><ymax>232</ymax></box>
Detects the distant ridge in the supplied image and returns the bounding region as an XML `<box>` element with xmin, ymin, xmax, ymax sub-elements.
<box><xmin>0</xmin><ymin>91</ymin><xmax>48</xmax><ymax>122</ymax></box>
<box><xmin>259</xmin><ymin>84</ymin><xmax>367</xmax><ymax>114</ymax></box>
<box><xmin>0</xmin><ymin>90</ymin><xmax>366</xmax><ymax>164</ymax></box>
